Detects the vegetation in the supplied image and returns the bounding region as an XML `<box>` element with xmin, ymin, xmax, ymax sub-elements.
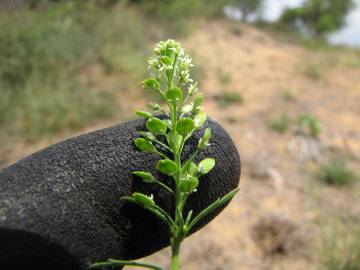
<box><xmin>215</xmin><ymin>91</ymin><xmax>244</xmax><ymax>107</ymax></box>
<box><xmin>280</xmin><ymin>0</ymin><xmax>354</xmax><ymax>38</ymax></box>
<box><xmin>0</xmin><ymin>2</ymin><xmax>154</xmax><ymax>143</ymax></box>
<box><xmin>299</xmin><ymin>114</ymin><xmax>321</xmax><ymax>138</ymax></box>
<box><xmin>217</xmin><ymin>69</ymin><xmax>232</xmax><ymax>85</ymax></box>
<box><xmin>317</xmin><ymin>157</ymin><xmax>357</xmax><ymax>186</ymax></box>
<box><xmin>0</xmin><ymin>0</ymin><xmax>225</xmax><ymax>146</ymax></box>
<box><xmin>231</xmin><ymin>0</ymin><xmax>263</xmax><ymax>22</ymax></box>
<box><xmin>89</xmin><ymin>39</ymin><xmax>239</xmax><ymax>270</ymax></box>
<box><xmin>268</xmin><ymin>113</ymin><xmax>291</xmax><ymax>134</ymax></box>
<box><xmin>304</xmin><ymin>63</ymin><xmax>322</xmax><ymax>80</ymax></box>
<box><xmin>318</xmin><ymin>221</ymin><xmax>360</xmax><ymax>270</ymax></box>
<box><xmin>281</xmin><ymin>89</ymin><xmax>296</xmax><ymax>102</ymax></box>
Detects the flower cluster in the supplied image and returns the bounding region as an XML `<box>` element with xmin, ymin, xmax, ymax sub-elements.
<box><xmin>147</xmin><ymin>39</ymin><xmax>196</xmax><ymax>88</ymax></box>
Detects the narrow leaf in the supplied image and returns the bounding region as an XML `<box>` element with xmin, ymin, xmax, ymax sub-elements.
<box><xmin>188</xmin><ymin>188</ymin><xmax>239</xmax><ymax>231</ymax></box>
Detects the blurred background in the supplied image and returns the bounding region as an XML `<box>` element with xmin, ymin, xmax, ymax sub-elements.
<box><xmin>0</xmin><ymin>0</ymin><xmax>359</xmax><ymax>269</ymax></box>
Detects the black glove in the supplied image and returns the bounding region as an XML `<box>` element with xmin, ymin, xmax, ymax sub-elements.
<box><xmin>0</xmin><ymin>118</ymin><xmax>240</xmax><ymax>270</ymax></box>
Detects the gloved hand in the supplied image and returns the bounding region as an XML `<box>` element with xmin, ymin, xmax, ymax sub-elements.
<box><xmin>0</xmin><ymin>117</ymin><xmax>240</xmax><ymax>270</ymax></box>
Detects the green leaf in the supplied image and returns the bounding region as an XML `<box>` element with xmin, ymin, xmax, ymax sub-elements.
<box><xmin>132</xmin><ymin>171</ymin><xmax>155</xmax><ymax>183</ymax></box>
<box><xmin>194</xmin><ymin>112</ymin><xmax>207</xmax><ymax>128</ymax></box>
<box><xmin>198</xmin><ymin>128</ymin><xmax>211</xmax><ymax>150</ymax></box>
<box><xmin>146</xmin><ymin>117</ymin><xmax>167</xmax><ymax>135</ymax></box>
<box><xmin>142</xmin><ymin>78</ymin><xmax>160</xmax><ymax>90</ymax></box>
<box><xmin>136</xmin><ymin>110</ymin><xmax>152</xmax><ymax>119</ymax></box>
<box><xmin>180</xmin><ymin>176</ymin><xmax>199</xmax><ymax>193</ymax></box>
<box><xmin>176</xmin><ymin>118</ymin><xmax>195</xmax><ymax>137</ymax></box>
<box><xmin>198</xmin><ymin>158</ymin><xmax>216</xmax><ymax>175</ymax></box>
<box><xmin>134</xmin><ymin>138</ymin><xmax>156</xmax><ymax>153</ymax></box>
<box><xmin>131</xmin><ymin>192</ymin><xmax>155</xmax><ymax>207</ymax></box>
<box><xmin>156</xmin><ymin>159</ymin><xmax>178</xmax><ymax>176</ymax></box>
<box><xmin>188</xmin><ymin>188</ymin><xmax>240</xmax><ymax>231</ymax></box>
<box><xmin>166</xmin><ymin>87</ymin><xmax>183</xmax><ymax>104</ymax></box>
<box><xmin>89</xmin><ymin>259</ymin><xmax>164</xmax><ymax>270</ymax></box>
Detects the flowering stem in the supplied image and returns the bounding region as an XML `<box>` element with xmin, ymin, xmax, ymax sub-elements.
<box><xmin>88</xmin><ymin>39</ymin><xmax>239</xmax><ymax>270</ymax></box>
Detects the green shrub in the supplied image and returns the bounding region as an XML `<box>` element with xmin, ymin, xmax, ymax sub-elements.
<box><xmin>299</xmin><ymin>114</ymin><xmax>321</xmax><ymax>137</ymax></box>
<box><xmin>319</xmin><ymin>223</ymin><xmax>360</xmax><ymax>270</ymax></box>
<box><xmin>304</xmin><ymin>63</ymin><xmax>322</xmax><ymax>80</ymax></box>
<box><xmin>317</xmin><ymin>158</ymin><xmax>357</xmax><ymax>186</ymax></box>
<box><xmin>268</xmin><ymin>113</ymin><xmax>291</xmax><ymax>134</ymax></box>
<box><xmin>217</xmin><ymin>69</ymin><xmax>231</xmax><ymax>85</ymax></box>
<box><xmin>281</xmin><ymin>89</ymin><xmax>296</xmax><ymax>102</ymax></box>
<box><xmin>0</xmin><ymin>2</ymin><xmax>149</xmax><ymax>143</ymax></box>
<box><xmin>215</xmin><ymin>91</ymin><xmax>243</xmax><ymax>107</ymax></box>
<box><xmin>280</xmin><ymin>0</ymin><xmax>354</xmax><ymax>37</ymax></box>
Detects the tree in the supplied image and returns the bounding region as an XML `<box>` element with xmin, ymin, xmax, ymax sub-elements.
<box><xmin>232</xmin><ymin>0</ymin><xmax>263</xmax><ymax>22</ymax></box>
<box><xmin>280</xmin><ymin>0</ymin><xmax>354</xmax><ymax>37</ymax></box>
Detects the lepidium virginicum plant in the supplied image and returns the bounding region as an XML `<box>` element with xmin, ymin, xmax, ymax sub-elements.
<box><xmin>89</xmin><ymin>40</ymin><xmax>239</xmax><ymax>270</ymax></box>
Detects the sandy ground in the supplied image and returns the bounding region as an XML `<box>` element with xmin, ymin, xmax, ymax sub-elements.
<box><xmin>2</xmin><ymin>21</ymin><xmax>360</xmax><ymax>270</ymax></box>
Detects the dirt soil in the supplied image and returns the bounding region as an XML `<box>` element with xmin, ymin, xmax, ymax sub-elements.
<box><xmin>2</xmin><ymin>21</ymin><xmax>360</xmax><ymax>270</ymax></box>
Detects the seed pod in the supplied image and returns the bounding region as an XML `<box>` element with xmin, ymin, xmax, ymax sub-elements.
<box><xmin>198</xmin><ymin>128</ymin><xmax>211</xmax><ymax>150</ymax></box>
<box><xmin>136</xmin><ymin>110</ymin><xmax>152</xmax><ymax>119</ymax></box>
<box><xmin>142</xmin><ymin>78</ymin><xmax>160</xmax><ymax>90</ymax></box>
<box><xmin>132</xmin><ymin>171</ymin><xmax>155</xmax><ymax>183</ymax></box>
<box><xmin>198</xmin><ymin>158</ymin><xmax>216</xmax><ymax>175</ymax></box>
<box><xmin>147</xmin><ymin>102</ymin><xmax>160</xmax><ymax>111</ymax></box>
<box><xmin>194</xmin><ymin>112</ymin><xmax>207</xmax><ymax>128</ymax></box>
<box><xmin>134</xmin><ymin>138</ymin><xmax>156</xmax><ymax>153</ymax></box>
<box><xmin>146</xmin><ymin>117</ymin><xmax>167</xmax><ymax>135</ymax></box>
<box><xmin>176</xmin><ymin>118</ymin><xmax>195</xmax><ymax>137</ymax></box>
<box><xmin>166</xmin><ymin>87</ymin><xmax>183</xmax><ymax>104</ymax></box>
<box><xmin>180</xmin><ymin>176</ymin><xmax>199</xmax><ymax>193</ymax></box>
<box><xmin>182</xmin><ymin>161</ymin><xmax>198</xmax><ymax>177</ymax></box>
<box><xmin>137</xmin><ymin>131</ymin><xmax>156</xmax><ymax>141</ymax></box>
<box><xmin>156</xmin><ymin>159</ymin><xmax>178</xmax><ymax>176</ymax></box>
<box><xmin>132</xmin><ymin>192</ymin><xmax>155</xmax><ymax>207</ymax></box>
<box><xmin>192</xmin><ymin>93</ymin><xmax>203</xmax><ymax>114</ymax></box>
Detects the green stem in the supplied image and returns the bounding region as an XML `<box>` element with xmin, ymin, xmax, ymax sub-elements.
<box><xmin>155</xmin><ymin>180</ymin><xmax>174</xmax><ymax>195</ymax></box>
<box><xmin>171</xmin><ymin>239</ymin><xmax>180</xmax><ymax>270</ymax></box>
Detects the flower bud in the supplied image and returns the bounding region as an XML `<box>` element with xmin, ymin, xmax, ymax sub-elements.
<box><xmin>188</xmin><ymin>82</ymin><xmax>198</xmax><ymax>96</ymax></box>
<box><xmin>161</xmin><ymin>56</ymin><xmax>172</xmax><ymax>66</ymax></box>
